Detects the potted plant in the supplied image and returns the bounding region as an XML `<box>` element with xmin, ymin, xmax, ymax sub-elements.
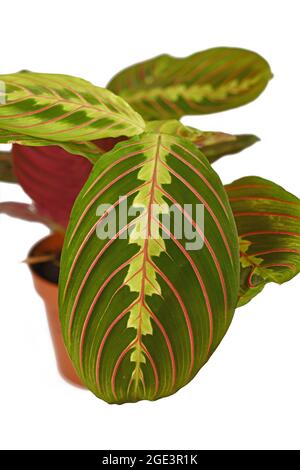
<box><xmin>0</xmin><ymin>47</ymin><xmax>299</xmax><ymax>404</ymax></box>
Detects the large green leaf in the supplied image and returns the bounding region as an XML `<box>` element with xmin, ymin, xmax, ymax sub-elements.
<box><xmin>59</xmin><ymin>133</ymin><xmax>240</xmax><ymax>404</ymax></box>
<box><xmin>107</xmin><ymin>47</ymin><xmax>272</xmax><ymax>120</ymax></box>
<box><xmin>0</xmin><ymin>72</ymin><xmax>145</xmax><ymax>142</ymax></box>
<box><xmin>145</xmin><ymin>120</ymin><xmax>259</xmax><ymax>163</ymax></box>
<box><xmin>226</xmin><ymin>177</ymin><xmax>300</xmax><ymax>306</ymax></box>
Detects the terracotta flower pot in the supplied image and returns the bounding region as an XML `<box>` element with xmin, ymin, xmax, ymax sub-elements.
<box><xmin>28</xmin><ymin>233</ymin><xmax>83</xmax><ymax>387</ymax></box>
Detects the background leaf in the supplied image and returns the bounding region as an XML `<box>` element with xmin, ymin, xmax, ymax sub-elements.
<box><xmin>59</xmin><ymin>133</ymin><xmax>240</xmax><ymax>404</ymax></box>
<box><xmin>146</xmin><ymin>120</ymin><xmax>259</xmax><ymax>163</ymax></box>
<box><xmin>226</xmin><ymin>177</ymin><xmax>300</xmax><ymax>306</ymax></box>
<box><xmin>199</xmin><ymin>133</ymin><xmax>259</xmax><ymax>163</ymax></box>
<box><xmin>0</xmin><ymin>71</ymin><xmax>145</xmax><ymax>141</ymax></box>
<box><xmin>108</xmin><ymin>47</ymin><xmax>272</xmax><ymax>120</ymax></box>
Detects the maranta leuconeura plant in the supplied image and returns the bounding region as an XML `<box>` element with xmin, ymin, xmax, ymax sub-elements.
<box><xmin>0</xmin><ymin>47</ymin><xmax>299</xmax><ymax>404</ymax></box>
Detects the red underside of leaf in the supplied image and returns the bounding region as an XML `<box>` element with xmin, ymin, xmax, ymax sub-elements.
<box><xmin>12</xmin><ymin>137</ymin><xmax>128</xmax><ymax>228</ymax></box>
<box><xmin>12</xmin><ymin>144</ymin><xmax>93</xmax><ymax>227</ymax></box>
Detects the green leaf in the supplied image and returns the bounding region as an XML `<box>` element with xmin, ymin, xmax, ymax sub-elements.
<box><xmin>107</xmin><ymin>47</ymin><xmax>272</xmax><ymax>120</ymax></box>
<box><xmin>145</xmin><ymin>120</ymin><xmax>259</xmax><ymax>163</ymax></box>
<box><xmin>226</xmin><ymin>177</ymin><xmax>300</xmax><ymax>306</ymax></box>
<box><xmin>0</xmin><ymin>128</ymin><xmax>48</xmax><ymax>146</ymax></box>
<box><xmin>59</xmin><ymin>133</ymin><xmax>240</xmax><ymax>404</ymax></box>
<box><xmin>0</xmin><ymin>128</ymin><xmax>104</xmax><ymax>162</ymax></box>
<box><xmin>0</xmin><ymin>151</ymin><xmax>17</xmax><ymax>183</ymax></box>
<box><xmin>0</xmin><ymin>71</ymin><xmax>145</xmax><ymax>142</ymax></box>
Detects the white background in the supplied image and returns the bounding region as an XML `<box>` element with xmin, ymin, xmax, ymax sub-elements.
<box><xmin>0</xmin><ymin>0</ymin><xmax>299</xmax><ymax>451</ymax></box>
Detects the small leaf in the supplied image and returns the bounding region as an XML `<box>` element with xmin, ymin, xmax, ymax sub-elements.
<box><xmin>0</xmin><ymin>151</ymin><xmax>17</xmax><ymax>183</ymax></box>
<box><xmin>199</xmin><ymin>133</ymin><xmax>259</xmax><ymax>164</ymax></box>
<box><xmin>0</xmin><ymin>71</ymin><xmax>145</xmax><ymax>141</ymax></box>
<box><xmin>145</xmin><ymin>120</ymin><xmax>259</xmax><ymax>163</ymax></box>
<box><xmin>226</xmin><ymin>177</ymin><xmax>300</xmax><ymax>306</ymax></box>
<box><xmin>0</xmin><ymin>201</ymin><xmax>62</xmax><ymax>231</ymax></box>
<box><xmin>108</xmin><ymin>47</ymin><xmax>272</xmax><ymax>120</ymax></box>
<box><xmin>59</xmin><ymin>133</ymin><xmax>240</xmax><ymax>404</ymax></box>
